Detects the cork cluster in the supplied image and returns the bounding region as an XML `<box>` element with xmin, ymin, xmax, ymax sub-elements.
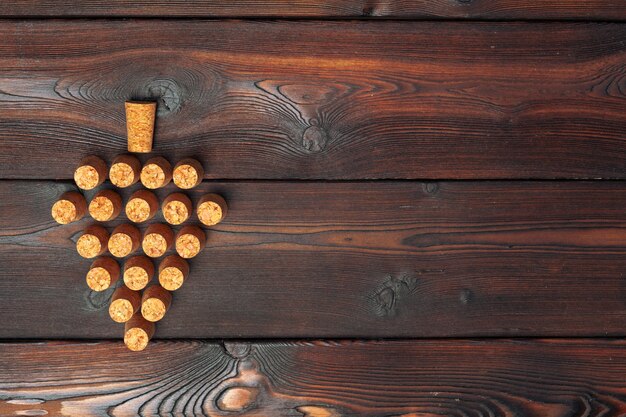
<box><xmin>51</xmin><ymin>102</ymin><xmax>228</xmax><ymax>351</ymax></box>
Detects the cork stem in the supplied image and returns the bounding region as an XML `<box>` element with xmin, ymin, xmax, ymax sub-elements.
<box><xmin>125</xmin><ymin>101</ymin><xmax>157</xmax><ymax>153</ymax></box>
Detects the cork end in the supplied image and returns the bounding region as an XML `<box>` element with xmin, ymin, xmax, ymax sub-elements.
<box><xmin>173</xmin><ymin>160</ymin><xmax>203</xmax><ymax>189</ymax></box>
<box><xmin>86</xmin><ymin>267</ymin><xmax>111</xmax><ymax>291</ymax></box>
<box><xmin>141</xmin><ymin>297</ymin><xmax>167</xmax><ymax>322</ymax></box>
<box><xmin>74</xmin><ymin>165</ymin><xmax>101</xmax><ymax>190</ymax></box>
<box><xmin>89</xmin><ymin>196</ymin><xmax>115</xmax><ymax>222</ymax></box>
<box><xmin>198</xmin><ymin>200</ymin><xmax>224</xmax><ymax>226</ymax></box>
<box><xmin>109</xmin><ymin>233</ymin><xmax>133</xmax><ymax>258</ymax></box>
<box><xmin>77</xmin><ymin>234</ymin><xmax>103</xmax><ymax>259</ymax></box>
<box><xmin>124</xmin><ymin>266</ymin><xmax>150</xmax><ymax>291</ymax></box>
<box><xmin>109</xmin><ymin>299</ymin><xmax>134</xmax><ymax>323</ymax></box>
<box><xmin>140</xmin><ymin>162</ymin><xmax>169</xmax><ymax>189</ymax></box>
<box><xmin>126</xmin><ymin>198</ymin><xmax>153</xmax><ymax>223</ymax></box>
<box><xmin>159</xmin><ymin>266</ymin><xmax>185</xmax><ymax>291</ymax></box>
<box><xmin>51</xmin><ymin>199</ymin><xmax>78</xmax><ymax>224</ymax></box>
<box><xmin>124</xmin><ymin>327</ymin><xmax>150</xmax><ymax>351</ymax></box>
<box><xmin>175</xmin><ymin>234</ymin><xmax>202</xmax><ymax>259</ymax></box>
<box><xmin>142</xmin><ymin>233</ymin><xmax>168</xmax><ymax>258</ymax></box>
<box><xmin>110</xmin><ymin>162</ymin><xmax>137</xmax><ymax>188</ymax></box>
<box><xmin>163</xmin><ymin>200</ymin><xmax>189</xmax><ymax>225</ymax></box>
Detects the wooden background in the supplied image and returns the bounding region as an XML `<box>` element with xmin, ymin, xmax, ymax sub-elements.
<box><xmin>0</xmin><ymin>1</ymin><xmax>625</xmax><ymax>416</ymax></box>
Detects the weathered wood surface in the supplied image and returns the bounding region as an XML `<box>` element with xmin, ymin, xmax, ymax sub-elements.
<box><xmin>1</xmin><ymin>21</ymin><xmax>625</xmax><ymax>179</ymax></box>
<box><xmin>0</xmin><ymin>0</ymin><xmax>624</xmax><ymax>19</ymax></box>
<box><xmin>3</xmin><ymin>180</ymin><xmax>626</xmax><ymax>338</ymax></box>
<box><xmin>2</xmin><ymin>339</ymin><xmax>626</xmax><ymax>416</ymax></box>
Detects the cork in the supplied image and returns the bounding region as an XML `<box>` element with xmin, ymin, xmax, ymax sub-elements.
<box><xmin>86</xmin><ymin>257</ymin><xmax>120</xmax><ymax>291</ymax></box>
<box><xmin>108</xmin><ymin>224</ymin><xmax>141</xmax><ymax>258</ymax></box>
<box><xmin>158</xmin><ymin>254</ymin><xmax>190</xmax><ymax>291</ymax></box>
<box><xmin>123</xmin><ymin>255</ymin><xmax>154</xmax><ymax>291</ymax></box>
<box><xmin>125</xmin><ymin>101</ymin><xmax>157</xmax><ymax>153</ymax></box>
<box><xmin>124</xmin><ymin>313</ymin><xmax>155</xmax><ymax>352</ymax></box>
<box><xmin>142</xmin><ymin>223</ymin><xmax>174</xmax><ymax>258</ymax></box>
<box><xmin>162</xmin><ymin>193</ymin><xmax>193</xmax><ymax>225</ymax></box>
<box><xmin>173</xmin><ymin>158</ymin><xmax>204</xmax><ymax>189</ymax></box>
<box><xmin>88</xmin><ymin>189</ymin><xmax>122</xmax><ymax>222</ymax></box>
<box><xmin>51</xmin><ymin>191</ymin><xmax>87</xmax><ymax>224</ymax></box>
<box><xmin>76</xmin><ymin>225</ymin><xmax>109</xmax><ymax>259</ymax></box>
<box><xmin>197</xmin><ymin>194</ymin><xmax>228</xmax><ymax>226</ymax></box>
<box><xmin>175</xmin><ymin>225</ymin><xmax>206</xmax><ymax>259</ymax></box>
<box><xmin>109</xmin><ymin>155</ymin><xmax>141</xmax><ymax>188</ymax></box>
<box><xmin>140</xmin><ymin>157</ymin><xmax>172</xmax><ymax>189</ymax></box>
<box><xmin>141</xmin><ymin>285</ymin><xmax>172</xmax><ymax>322</ymax></box>
<box><xmin>74</xmin><ymin>156</ymin><xmax>107</xmax><ymax>190</ymax></box>
<box><xmin>125</xmin><ymin>190</ymin><xmax>158</xmax><ymax>223</ymax></box>
<box><xmin>109</xmin><ymin>285</ymin><xmax>141</xmax><ymax>323</ymax></box>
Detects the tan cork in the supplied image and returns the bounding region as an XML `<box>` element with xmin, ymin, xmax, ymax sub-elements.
<box><xmin>142</xmin><ymin>223</ymin><xmax>174</xmax><ymax>258</ymax></box>
<box><xmin>125</xmin><ymin>190</ymin><xmax>158</xmax><ymax>223</ymax></box>
<box><xmin>124</xmin><ymin>313</ymin><xmax>155</xmax><ymax>351</ymax></box>
<box><xmin>197</xmin><ymin>194</ymin><xmax>228</xmax><ymax>226</ymax></box>
<box><xmin>158</xmin><ymin>254</ymin><xmax>190</xmax><ymax>291</ymax></box>
<box><xmin>89</xmin><ymin>189</ymin><xmax>122</xmax><ymax>222</ymax></box>
<box><xmin>109</xmin><ymin>285</ymin><xmax>141</xmax><ymax>323</ymax></box>
<box><xmin>123</xmin><ymin>255</ymin><xmax>154</xmax><ymax>291</ymax></box>
<box><xmin>162</xmin><ymin>193</ymin><xmax>193</xmax><ymax>225</ymax></box>
<box><xmin>175</xmin><ymin>225</ymin><xmax>206</xmax><ymax>259</ymax></box>
<box><xmin>173</xmin><ymin>158</ymin><xmax>204</xmax><ymax>189</ymax></box>
<box><xmin>125</xmin><ymin>101</ymin><xmax>157</xmax><ymax>153</ymax></box>
<box><xmin>141</xmin><ymin>284</ymin><xmax>172</xmax><ymax>322</ymax></box>
<box><xmin>140</xmin><ymin>156</ymin><xmax>172</xmax><ymax>189</ymax></box>
<box><xmin>86</xmin><ymin>257</ymin><xmax>120</xmax><ymax>291</ymax></box>
<box><xmin>109</xmin><ymin>155</ymin><xmax>141</xmax><ymax>188</ymax></box>
<box><xmin>74</xmin><ymin>156</ymin><xmax>107</xmax><ymax>190</ymax></box>
<box><xmin>76</xmin><ymin>225</ymin><xmax>109</xmax><ymax>259</ymax></box>
<box><xmin>51</xmin><ymin>191</ymin><xmax>87</xmax><ymax>225</ymax></box>
<box><xmin>108</xmin><ymin>224</ymin><xmax>141</xmax><ymax>258</ymax></box>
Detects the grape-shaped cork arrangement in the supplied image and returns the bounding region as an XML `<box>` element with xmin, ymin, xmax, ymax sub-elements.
<box><xmin>50</xmin><ymin>101</ymin><xmax>228</xmax><ymax>351</ymax></box>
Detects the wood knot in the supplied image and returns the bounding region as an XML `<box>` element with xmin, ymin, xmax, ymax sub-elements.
<box><xmin>223</xmin><ymin>342</ymin><xmax>252</xmax><ymax>359</ymax></box>
<box><xmin>216</xmin><ymin>387</ymin><xmax>258</xmax><ymax>412</ymax></box>
<box><xmin>135</xmin><ymin>78</ymin><xmax>182</xmax><ymax>116</ymax></box>
<box><xmin>302</xmin><ymin>125</ymin><xmax>328</xmax><ymax>153</ymax></box>
<box><xmin>84</xmin><ymin>287</ymin><xmax>115</xmax><ymax>311</ymax></box>
<box><xmin>423</xmin><ymin>182</ymin><xmax>439</xmax><ymax>194</ymax></box>
<box><xmin>371</xmin><ymin>274</ymin><xmax>419</xmax><ymax>317</ymax></box>
<box><xmin>459</xmin><ymin>288</ymin><xmax>473</xmax><ymax>305</ymax></box>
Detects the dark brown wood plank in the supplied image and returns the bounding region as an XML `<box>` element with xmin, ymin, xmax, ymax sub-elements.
<box><xmin>2</xmin><ymin>339</ymin><xmax>626</xmax><ymax>416</ymax></box>
<box><xmin>0</xmin><ymin>1</ymin><xmax>624</xmax><ymax>19</ymax></box>
<box><xmin>0</xmin><ymin>20</ymin><xmax>624</xmax><ymax>179</ymax></box>
<box><xmin>3</xmin><ymin>180</ymin><xmax>626</xmax><ymax>338</ymax></box>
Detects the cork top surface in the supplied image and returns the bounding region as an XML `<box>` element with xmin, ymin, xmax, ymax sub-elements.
<box><xmin>109</xmin><ymin>233</ymin><xmax>134</xmax><ymax>258</ymax></box>
<box><xmin>51</xmin><ymin>199</ymin><xmax>77</xmax><ymax>224</ymax></box>
<box><xmin>110</xmin><ymin>162</ymin><xmax>136</xmax><ymax>188</ymax></box>
<box><xmin>124</xmin><ymin>266</ymin><xmax>150</xmax><ymax>290</ymax></box>
<box><xmin>163</xmin><ymin>200</ymin><xmax>189</xmax><ymax>225</ymax></box>
<box><xmin>159</xmin><ymin>266</ymin><xmax>185</xmax><ymax>291</ymax></box>
<box><xmin>77</xmin><ymin>233</ymin><xmax>102</xmax><ymax>258</ymax></box>
<box><xmin>142</xmin><ymin>233</ymin><xmax>168</xmax><ymax>258</ymax></box>
<box><xmin>126</xmin><ymin>198</ymin><xmax>153</xmax><ymax>223</ymax></box>
<box><xmin>176</xmin><ymin>233</ymin><xmax>202</xmax><ymax>259</ymax></box>
<box><xmin>198</xmin><ymin>200</ymin><xmax>223</xmax><ymax>226</ymax></box>
<box><xmin>173</xmin><ymin>164</ymin><xmax>199</xmax><ymax>189</ymax></box>
<box><xmin>141</xmin><ymin>163</ymin><xmax>167</xmax><ymax>189</ymax></box>
<box><xmin>74</xmin><ymin>165</ymin><xmax>101</xmax><ymax>190</ymax></box>
<box><xmin>86</xmin><ymin>266</ymin><xmax>111</xmax><ymax>291</ymax></box>
<box><xmin>89</xmin><ymin>195</ymin><xmax>115</xmax><ymax>221</ymax></box>
<box><xmin>124</xmin><ymin>327</ymin><xmax>150</xmax><ymax>351</ymax></box>
<box><xmin>141</xmin><ymin>297</ymin><xmax>167</xmax><ymax>322</ymax></box>
<box><xmin>109</xmin><ymin>299</ymin><xmax>134</xmax><ymax>323</ymax></box>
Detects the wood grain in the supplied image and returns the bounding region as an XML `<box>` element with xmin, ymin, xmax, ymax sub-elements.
<box><xmin>2</xmin><ymin>339</ymin><xmax>626</xmax><ymax>416</ymax></box>
<box><xmin>0</xmin><ymin>0</ymin><xmax>624</xmax><ymax>19</ymax></box>
<box><xmin>0</xmin><ymin>20</ymin><xmax>625</xmax><ymax>179</ymax></box>
<box><xmin>4</xmin><ymin>180</ymin><xmax>626</xmax><ymax>338</ymax></box>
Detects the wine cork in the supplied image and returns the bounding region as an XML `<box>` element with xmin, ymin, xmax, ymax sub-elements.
<box><xmin>76</xmin><ymin>225</ymin><xmax>109</xmax><ymax>259</ymax></box>
<box><xmin>173</xmin><ymin>158</ymin><xmax>204</xmax><ymax>189</ymax></box>
<box><xmin>108</xmin><ymin>224</ymin><xmax>141</xmax><ymax>258</ymax></box>
<box><xmin>158</xmin><ymin>254</ymin><xmax>190</xmax><ymax>291</ymax></box>
<box><xmin>197</xmin><ymin>194</ymin><xmax>228</xmax><ymax>226</ymax></box>
<box><xmin>86</xmin><ymin>257</ymin><xmax>120</xmax><ymax>291</ymax></box>
<box><xmin>162</xmin><ymin>193</ymin><xmax>193</xmax><ymax>225</ymax></box>
<box><xmin>88</xmin><ymin>189</ymin><xmax>122</xmax><ymax>222</ymax></box>
<box><xmin>175</xmin><ymin>225</ymin><xmax>206</xmax><ymax>259</ymax></box>
<box><xmin>140</xmin><ymin>157</ymin><xmax>172</xmax><ymax>189</ymax></box>
<box><xmin>109</xmin><ymin>285</ymin><xmax>141</xmax><ymax>323</ymax></box>
<box><xmin>124</xmin><ymin>313</ymin><xmax>155</xmax><ymax>351</ymax></box>
<box><xmin>125</xmin><ymin>101</ymin><xmax>157</xmax><ymax>153</ymax></box>
<box><xmin>141</xmin><ymin>285</ymin><xmax>172</xmax><ymax>322</ymax></box>
<box><xmin>125</xmin><ymin>190</ymin><xmax>158</xmax><ymax>223</ymax></box>
<box><xmin>123</xmin><ymin>255</ymin><xmax>154</xmax><ymax>291</ymax></box>
<box><xmin>74</xmin><ymin>156</ymin><xmax>107</xmax><ymax>190</ymax></box>
<box><xmin>142</xmin><ymin>223</ymin><xmax>174</xmax><ymax>258</ymax></box>
<box><xmin>51</xmin><ymin>191</ymin><xmax>87</xmax><ymax>224</ymax></box>
<box><xmin>109</xmin><ymin>155</ymin><xmax>141</xmax><ymax>188</ymax></box>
